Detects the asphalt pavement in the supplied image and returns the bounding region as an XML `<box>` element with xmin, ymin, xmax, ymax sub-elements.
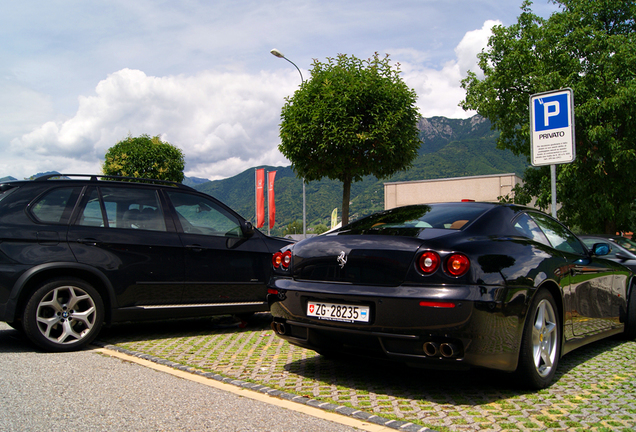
<box><xmin>0</xmin><ymin>322</ymin><xmax>386</xmax><ymax>432</ymax></box>
<box><xmin>4</xmin><ymin>314</ymin><xmax>636</xmax><ymax>431</ymax></box>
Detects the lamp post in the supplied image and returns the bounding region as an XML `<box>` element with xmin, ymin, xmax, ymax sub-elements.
<box><xmin>271</xmin><ymin>48</ymin><xmax>306</xmax><ymax>239</ymax></box>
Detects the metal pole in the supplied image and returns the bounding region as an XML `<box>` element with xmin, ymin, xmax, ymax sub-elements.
<box><xmin>254</xmin><ymin>169</ymin><xmax>257</xmax><ymax>225</ymax></box>
<box><xmin>271</xmin><ymin>49</ymin><xmax>306</xmax><ymax>238</ymax></box>
<box><xmin>551</xmin><ymin>164</ymin><xmax>557</xmax><ymax>219</ymax></box>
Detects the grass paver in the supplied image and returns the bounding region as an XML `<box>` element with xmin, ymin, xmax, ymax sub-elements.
<box><xmin>97</xmin><ymin>314</ymin><xmax>636</xmax><ymax>432</ymax></box>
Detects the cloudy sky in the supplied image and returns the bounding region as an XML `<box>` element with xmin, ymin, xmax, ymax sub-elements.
<box><xmin>1</xmin><ymin>0</ymin><xmax>559</xmax><ymax>181</ymax></box>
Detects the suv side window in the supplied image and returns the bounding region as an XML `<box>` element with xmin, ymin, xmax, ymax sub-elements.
<box><xmin>0</xmin><ymin>184</ymin><xmax>18</xmax><ymax>202</ymax></box>
<box><xmin>78</xmin><ymin>187</ymin><xmax>166</xmax><ymax>231</ymax></box>
<box><xmin>30</xmin><ymin>187</ymin><xmax>82</xmax><ymax>224</ymax></box>
<box><xmin>167</xmin><ymin>191</ymin><xmax>243</xmax><ymax>237</ymax></box>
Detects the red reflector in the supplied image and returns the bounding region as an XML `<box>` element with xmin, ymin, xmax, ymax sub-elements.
<box><xmin>419</xmin><ymin>301</ymin><xmax>456</xmax><ymax>308</ymax></box>
<box><xmin>267</xmin><ymin>288</ymin><xmax>278</xmax><ymax>295</ymax></box>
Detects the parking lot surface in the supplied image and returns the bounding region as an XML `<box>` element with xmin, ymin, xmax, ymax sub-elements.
<box><xmin>94</xmin><ymin>313</ymin><xmax>636</xmax><ymax>432</ymax></box>
<box><xmin>0</xmin><ymin>321</ymin><xmax>364</xmax><ymax>432</ymax></box>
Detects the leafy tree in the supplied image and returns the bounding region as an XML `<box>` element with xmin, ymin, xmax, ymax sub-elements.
<box><xmin>461</xmin><ymin>0</ymin><xmax>636</xmax><ymax>234</ymax></box>
<box><xmin>279</xmin><ymin>53</ymin><xmax>421</xmax><ymax>225</ymax></box>
<box><xmin>283</xmin><ymin>220</ymin><xmax>304</xmax><ymax>236</ymax></box>
<box><xmin>103</xmin><ymin>134</ymin><xmax>185</xmax><ymax>183</ymax></box>
<box><xmin>312</xmin><ymin>224</ymin><xmax>329</xmax><ymax>235</ymax></box>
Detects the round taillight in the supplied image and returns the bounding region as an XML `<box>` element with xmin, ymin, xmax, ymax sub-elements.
<box><xmin>273</xmin><ymin>251</ymin><xmax>292</xmax><ymax>270</ymax></box>
<box><xmin>418</xmin><ymin>251</ymin><xmax>441</xmax><ymax>274</ymax></box>
<box><xmin>281</xmin><ymin>250</ymin><xmax>292</xmax><ymax>268</ymax></box>
<box><xmin>445</xmin><ymin>254</ymin><xmax>470</xmax><ymax>277</ymax></box>
<box><xmin>272</xmin><ymin>252</ymin><xmax>283</xmax><ymax>269</ymax></box>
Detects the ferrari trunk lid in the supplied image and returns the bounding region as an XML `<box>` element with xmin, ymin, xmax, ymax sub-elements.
<box><xmin>290</xmin><ymin>235</ymin><xmax>424</xmax><ymax>286</ymax></box>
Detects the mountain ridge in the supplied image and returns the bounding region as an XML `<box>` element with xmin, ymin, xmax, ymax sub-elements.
<box><xmin>2</xmin><ymin>115</ymin><xmax>528</xmax><ymax>236</ymax></box>
<box><xmin>194</xmin><ymin>114</ymin><xmax>528</xmax><ymax>235</ymax></box>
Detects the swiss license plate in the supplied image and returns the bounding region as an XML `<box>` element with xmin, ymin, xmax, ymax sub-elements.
<box><xmin>306</xmin><ymin>301</ymin><xmax>370</xmax><ymax>323</ymax></box>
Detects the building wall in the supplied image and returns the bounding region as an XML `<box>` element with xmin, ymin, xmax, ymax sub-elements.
<box><xmin>384</xmin><ymin>173</ymin><xmax>522</xmax><ymax>210</ymax></box>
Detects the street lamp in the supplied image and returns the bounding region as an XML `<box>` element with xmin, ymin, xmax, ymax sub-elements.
<box><xmin>271</xmin><ymin>48</ymin><xmax>306</xmax><ymax>239</ymax></box>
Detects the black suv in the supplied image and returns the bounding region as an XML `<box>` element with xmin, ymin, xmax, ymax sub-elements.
<box><xmin>0</xmin><ymin>175</ymin><xmax>291</xmax><ymax>351</ymax></box>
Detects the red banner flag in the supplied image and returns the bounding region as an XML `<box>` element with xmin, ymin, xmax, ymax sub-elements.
<box><xmin>268</xmin><ymin>171</ymin><xmax>276</xmax><ymax>228</ymax></box>
<box><xmin>255</xmin><ymin>168</ymin><xmax>265</xmax><ymax>228</ymax></box>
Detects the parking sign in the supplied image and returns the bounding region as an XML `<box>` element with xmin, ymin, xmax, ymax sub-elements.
<box><xmin>530</xmin><ymin>88</ymin><xmax>575</xmax><ymax>166</ymax></box>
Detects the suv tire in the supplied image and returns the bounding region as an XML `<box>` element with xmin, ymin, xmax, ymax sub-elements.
<box><xmin>23</xmin><ymin>278</ymin><xmax>104</xmax><ymax>352</ymax></box>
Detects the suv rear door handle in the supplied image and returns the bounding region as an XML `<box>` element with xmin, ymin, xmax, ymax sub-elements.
<box><xmin>77</xmin><ymin>238</ymin><xmax>102</xmax><ymax>246</ymax></box>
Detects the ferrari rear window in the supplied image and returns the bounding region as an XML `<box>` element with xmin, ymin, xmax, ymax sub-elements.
<box><xmin>337</xmin><ymin>203</ymin><xmax>491</xmax><ymax>236</ymax></box>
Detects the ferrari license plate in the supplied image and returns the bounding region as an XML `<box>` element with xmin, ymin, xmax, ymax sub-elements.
<box><xmin>306</xmin><ymin>301</ymin><xmax>370</xmax><ymax>323</ymax></box>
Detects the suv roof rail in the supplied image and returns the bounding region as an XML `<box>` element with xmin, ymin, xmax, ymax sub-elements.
<box><xmin>33</xmin><ymin>174</ymin><xmax>196</xmax><ymax>190</ymax></box>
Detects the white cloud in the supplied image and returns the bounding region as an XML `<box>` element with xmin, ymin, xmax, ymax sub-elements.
<box><xmin>400</xmin><ymin>20</ymin><xmax>500</xmax><ymax>119</ymax></box>
<box><xmin>455</xmin><ymin>20</ymin><xmax>501</xmax><ymax>79</ymax></box>
<box><xmin>10</xmin><ymin>68</ymin><xmax>299</xmax><ymax>180</ymax></box>
<box><xmin>4</xmin><ymin>15</ymin><xmax>503</xmax><ymax>181</ymax></box>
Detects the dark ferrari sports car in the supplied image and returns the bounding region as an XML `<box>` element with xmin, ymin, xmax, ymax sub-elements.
<box><xmin>267</xmin><ymin>202</ymin><xmax>636</xmax><ymax>389</ymax></box>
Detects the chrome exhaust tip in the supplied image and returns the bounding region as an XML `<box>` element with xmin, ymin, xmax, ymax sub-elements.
<box><xmin>440</xmin><ymin>342</ymin><xmax>458</xmax><ymax>358</ymax></box>
<box><xmin>271</xmin><ymin>322</ymin><xmax>287</xmax><ymax>335</ymax></box>
<box><xmin>423</xmin><ymin>341</ymin><xmax>440</xmax><ymax>357</ymax></box>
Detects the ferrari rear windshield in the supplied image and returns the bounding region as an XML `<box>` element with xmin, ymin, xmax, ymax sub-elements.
<box><xmin>337</xmin><ymin>203</ymin><xmax>492</xmax><ymax>236</ymax></box>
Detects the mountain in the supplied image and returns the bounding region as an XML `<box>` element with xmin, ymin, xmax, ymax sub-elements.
<box><xmin>183</xmin><ymin>176</ymin><xmax>211</xmax><ymax>187</ymax></box>
<box><xmin>194</xmin><ymin>115</ymin><xmax>529</xmax><ymax>236</ymax></box>
<box><xmin>3</xmin><ymin>115</ymin><xmax>527</xmax><ymax>236</ymax></box>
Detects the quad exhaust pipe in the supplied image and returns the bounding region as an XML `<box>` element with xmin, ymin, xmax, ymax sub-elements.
<box><xmin>423</xmin><ymin>341</ymin><xmax>440</xmax><ymax>357</ymax></box>
<box><xmin>440</xmin><ymin>342</ymin><xmax>458</xmax><ymax>358</ymax></box>
<box><xmin>271</xmin><ymin>322</ymin><xmax>287</xmax><ymax>335</ymax></box>
<box><xmin>423</xmin><ymin>341</ymin><xmax>460</xmax><ymax>359</ymax></box>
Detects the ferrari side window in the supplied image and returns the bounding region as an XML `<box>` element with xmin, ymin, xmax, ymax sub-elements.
<box><xmin>513</xmin><ymin>213</ymin><xmax>550</xmax><ymax>247</ymax></box>
<box><xmin>530</xmin><ymin>212</ymin><xmax>585</xmax><ymax>255</ymax></box>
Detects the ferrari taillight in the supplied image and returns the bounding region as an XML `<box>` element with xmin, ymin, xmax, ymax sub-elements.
<box><xmin>418</xmin><ymin>251</ymin><xmax>441</xmax><ymax>274</ymax></box>
<box><xmin>272</xmin><ymin>250</ymin><xmax>292</xmax><ymax>270</ymax></box>
<box><xmin>445</xmin><ymin>253</ymin><xmax>470</xmax><ymax>277</ymax></box>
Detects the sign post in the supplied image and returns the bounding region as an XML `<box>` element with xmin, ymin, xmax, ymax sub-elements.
<box><xmin>529</xmin><ymin>88</ymin><xmax>575</xmax><ymax>218</ymax></box>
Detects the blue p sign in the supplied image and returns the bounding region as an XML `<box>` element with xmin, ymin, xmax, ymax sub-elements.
<box><xmin>533</xmin><ymin>93</ymin><xmax>569</xmax><ymax>131</ymax></box>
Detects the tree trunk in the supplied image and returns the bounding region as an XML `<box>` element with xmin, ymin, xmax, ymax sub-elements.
<box><xmin>342</xmin><ymin>179</ymin><xmax>351</xmax><ymax>226</ymax></box>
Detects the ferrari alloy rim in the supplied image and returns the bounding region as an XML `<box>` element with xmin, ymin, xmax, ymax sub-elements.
<box><xmin>35</xmin><ymin>285</ymin><xmax>98</xmax><ymax>345</ymax></box>
<box><xmin>531</xmin><ymin>298</ymin><xmax>558</xmax><ymax>378</ymax></box>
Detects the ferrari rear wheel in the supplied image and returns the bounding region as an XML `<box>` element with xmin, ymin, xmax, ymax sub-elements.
<box><xmin>516</xmin><ymin>289</ymin><xmax>560</xmax><ymax>389</ymax></box>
